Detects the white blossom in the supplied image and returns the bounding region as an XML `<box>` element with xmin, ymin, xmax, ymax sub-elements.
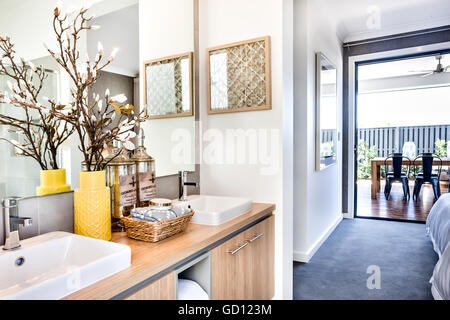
<box><xmin>97</xmin><ymin>42</ymin><xmax>104</xmax><ymax>55</ymax></box>
<box><xmin>97</xmin><ymin>100</ymin><xmax>103</xmax><ymax>113</ymax></box>
<box><xmin>55</xmin><ymin>1</ymin><xmax>63</xmax><ymax>16</ymax></box>
<box><xmin>108</xmin><ymin>47</ymin><xmax>119</xmax><ymax>62</ymax></box>
<box><xmin>127</xmin><ymin>131</ymin><xmax>137</xmax><ymax>139</ymax></box>
<box><xmin>80</xmin><ymin>3</ymin><xmax>92</xmax><ymax>13</ymax></box>
<box><xmin>109</xmin><ymin>94</ymin><xmax>127</xmax><ymax>104</ymax></box>
<box><xmin>28</xmin><ymin>61</ymin><xmax>37</xmax><ymax>72</ymax></box>
<box><xmin>90</xmin><ymin>25</ymin><xmax>101</xmax><ymax>31</ymax></box>
<box><xmin>10</xmin><ymin>139</ymin><xmax>24</xmax><ymax>155</ymax></box>
<box><xmin>123</xmin><ymin>141</ymin><xmax>135</xmax><ymax>151</ymax></box>
<box><xmin>7</xmin><ymin>81</ymin><xmax>14</xmax><ymax>92</ymax></box>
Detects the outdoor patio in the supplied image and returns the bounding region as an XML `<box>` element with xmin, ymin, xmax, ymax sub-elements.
<box><xmin>357</xmin><ymin>179</ymin><xmax>448</xmax><ymax>222</ymax></box>
<box><xmin>356</xmin><ymin>124</ymin><xmax>450</xmax><ymax>222</ymax></box>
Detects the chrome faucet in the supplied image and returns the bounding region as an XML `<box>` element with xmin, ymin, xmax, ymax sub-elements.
<box><xmin>2</xmin><ymin>197</ymin><xmax>32</xmax><ymax>251</ymax></box>
<box><xmin>178</xmin><ymin>171</ymin><xmax>198</xmax><ymax>201</ymax></box>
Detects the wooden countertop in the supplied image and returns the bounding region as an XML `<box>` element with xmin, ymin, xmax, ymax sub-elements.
<box><xmin>65</xmin><ymin>202</ymin><xmax>275</xmax><ymax>300</ymax></box>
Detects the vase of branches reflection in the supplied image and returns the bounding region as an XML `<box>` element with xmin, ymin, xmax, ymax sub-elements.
<box><xmin>36</xmin><ymin>169</ymin><xmax>71</xmax><ymax>196</ymax></box>
<box><xmin>6</xmin><ymin>4</ymin><xmax>147</xmax><ymax>241</ymax></box>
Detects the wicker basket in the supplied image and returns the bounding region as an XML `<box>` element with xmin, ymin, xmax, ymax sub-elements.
<box><xmin>121</xmin><ymin>211</ymin><xmax>194</xmax><ymax>243</ymax></box>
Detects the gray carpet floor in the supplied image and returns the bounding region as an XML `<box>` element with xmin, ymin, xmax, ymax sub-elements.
<box><xmin>293</xmin><ymin>218</ymin><xmax>439</xmax><ymax>300</ymax></box>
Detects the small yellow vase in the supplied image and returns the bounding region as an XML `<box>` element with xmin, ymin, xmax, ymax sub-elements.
<box><xmin>36</xmin><ymin>169</ymin><xmax>71</xmax><ymax>196</ymax></box>
<box><xmin>74</xmin><ymin>171</ymin><xmax>111</xmax><ymax>241</ymax></box>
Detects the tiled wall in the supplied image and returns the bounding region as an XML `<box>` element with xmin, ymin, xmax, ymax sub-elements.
<box><xmin>0</xmin><ymin>192</ymin><xmax>74</xmax><ymax>244</ymax></box>
<box><xmin>0</xmin><ymin>172</ymin><xmax>199</xmax><ymax>246</ymax></box>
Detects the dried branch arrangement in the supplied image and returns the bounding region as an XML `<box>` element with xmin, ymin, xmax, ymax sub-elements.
<box><xmin>43</xmin><ymin>3</ymin><xmax>146</xmax><ymax>171</ymax></box>
<box><xmin>0</xmin><ymin>36</ymin><xmax>75</xmax><ymax>170</ymax></box>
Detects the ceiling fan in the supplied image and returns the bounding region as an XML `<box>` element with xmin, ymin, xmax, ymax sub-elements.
<box><xmin>409</xmin><ymin>55</ymin><xmax>450</xmax><ymax>77</ymax></box>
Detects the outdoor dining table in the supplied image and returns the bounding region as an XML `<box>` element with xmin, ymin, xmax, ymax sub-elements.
<box><xmin>370</xmin><ymin>157</ymin><xmax>450</xmax><ymax>199</ymax></box>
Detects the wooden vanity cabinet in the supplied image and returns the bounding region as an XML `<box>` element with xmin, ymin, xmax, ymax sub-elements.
<box><xmin>124</xmin><ymin>215</ymin><xmax>274</xmax><ymax>300</ymax></box>
<box><xmin>125</xmin><ymin>272</ymin><xmax>175</xmax><ymax>300</ymax></box>
<box><xmin>211</xmin><ymin>215</ymin><xmax>274</xmax><ymax>300</ymax></box>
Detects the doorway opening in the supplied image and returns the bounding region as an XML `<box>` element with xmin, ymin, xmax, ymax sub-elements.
<box><xmin>355</xmin><ymin>50</ymin><xmax>450</xmax><ymax>222</ymax></box>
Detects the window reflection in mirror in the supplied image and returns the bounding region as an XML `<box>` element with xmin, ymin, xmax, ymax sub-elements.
<box><xmin>316</xmin><ymin>53</ymin><xmax>337</xmax><ymax>171</ymax></box>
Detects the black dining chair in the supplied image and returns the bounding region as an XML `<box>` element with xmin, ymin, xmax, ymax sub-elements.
<box><xmin>413</xmin><ymin>153</ymin><xmax>443</xmax><ymax>201</ymax></box>
<box><xmin>384</xmin><ymin>153</ymin><xmax>411</xmax><ymax>200</ymax></box>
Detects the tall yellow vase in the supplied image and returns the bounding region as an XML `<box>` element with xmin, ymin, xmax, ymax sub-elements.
<box><xmin>74</xmin><ymin>171</ymin><xmax>111</xmax><ymax>241</ymax></box>
<box><xmin>36</xmin><ymin>169</ymin><xmax>71</xmax><ymax>196</ymax></box>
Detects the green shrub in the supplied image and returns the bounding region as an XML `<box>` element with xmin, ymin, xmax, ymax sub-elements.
<box><xmin>357</xmin><ymin>140</ymin><xmax>378</xmax><ymax>179</ymax></box>
<box><xmin>435</xmin><ymin>139</ymin><xmax>447</xmax><ymax>158</ymax></box>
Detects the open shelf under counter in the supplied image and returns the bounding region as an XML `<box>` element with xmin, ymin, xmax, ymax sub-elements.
<box><xmin>64</xmin><ymin>202</ymin><xmax>275</xmax><ymax>300</ymax></box>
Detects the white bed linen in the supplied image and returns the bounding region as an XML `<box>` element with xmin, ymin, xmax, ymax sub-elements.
<box><xmin>426</xmin><ymin>193</ymin><xmax>450</xmax><ymax>257</ymax></box>
<box><xmin>431</xmin><ymin>245</ymin><xmax>450</xmax><ymax>300</ymax></box>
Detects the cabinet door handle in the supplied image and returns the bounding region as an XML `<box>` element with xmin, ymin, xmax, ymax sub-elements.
<box><xmin>247</xmin><ymin>233</ymin><xmax>264</xmax><ymax>243</ymax></box>
<box><xmin>228</xmin><ymin>242</ymin><xmax>249</xmax><ymax>255</ymax></box>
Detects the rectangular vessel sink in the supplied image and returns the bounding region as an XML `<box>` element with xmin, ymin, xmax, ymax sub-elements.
<box><xmin>179</xmin><ymin>195</ymin><xmax>252</xmax><ymax>226</ymax></box>
<box><xmin>0</xmin><ymin>232</ymin><xmax>131</xmax><ymax>300</ymax></box>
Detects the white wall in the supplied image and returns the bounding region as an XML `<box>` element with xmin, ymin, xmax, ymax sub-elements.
<box><xmin>198</xmin><ymin>0</ymin><xmax>294</xmax><ymax>300</ymax></box>
<box><xmin>293</xmin><ymin>0</ymin><xmax>344</xmax><ymax>262</ymax></box>
<box><xmin>139</xmin><ymin>0</ymin><xmax>196</xmax><ymax>177</ymax></box>
<box><xmin>88</xmin><ymin>4</ymin><xmax>139</xmax><ymax>77</ymax></box>
<box><xmin>0</xmin><ymin>0</ymin><xmax>101</xmax><ymax>61</ymax></box>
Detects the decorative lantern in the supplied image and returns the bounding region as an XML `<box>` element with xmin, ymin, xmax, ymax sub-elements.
<box><xmin>106</xmin><ymin>141</ymin><xmax>137</xmax><ymax>232</ymax></box>
<box><xmin>132</xmin><ymin>129</ymin><xmax>156</xmax><ymax>207</ymax></box>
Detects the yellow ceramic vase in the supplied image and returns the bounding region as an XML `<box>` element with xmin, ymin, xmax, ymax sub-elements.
<box><xmin>36</xmin><ymin>169</ymin><xmax>71</xmax><ymax>196</ymax></box>
<box><xmin>74</xmin><ymin>171</ymin><xmax>111</xmax><ymax>241</ymax></box>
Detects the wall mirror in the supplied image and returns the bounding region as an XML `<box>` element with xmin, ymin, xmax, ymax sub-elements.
<box><xmin>0</xmin><ymin>0</ymin><xmax>196</xmax><ymax>199</ymax></box>
<box><xmin>315</xmin><ymin>52</ymin><xmax>338</xmax><ymax>171</ymax></box>
<box><xmin>144</xmin><ymin>52</ymin><xmax>194</xmax><ymax>119</ymax></box>
<box><xmin>207</xmin><ymin>36</ymin><xmax>271</xmax><ymax>114</ymax></box>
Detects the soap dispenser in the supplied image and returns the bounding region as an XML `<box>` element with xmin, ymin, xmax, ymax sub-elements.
<box><xmin>106</xmin><ymin>140</ymin><xmax>137</xmax><ymax>231</ymax></box>
<box><xmin>132</xmin><ymin>129</ymin><xmax>156</xmax><ymax>207</ymax></box>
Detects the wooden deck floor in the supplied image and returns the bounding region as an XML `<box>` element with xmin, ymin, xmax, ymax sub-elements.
<box><xmin>356</xmin><ymin>179</ymin><xmax>448</xmax><ymax>222</ymax></box>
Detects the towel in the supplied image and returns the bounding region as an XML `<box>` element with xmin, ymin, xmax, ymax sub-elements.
<box><xmin>177</xmin><ymin>279</ymin><xmax>209</xmax><ymax>300</ymax></box>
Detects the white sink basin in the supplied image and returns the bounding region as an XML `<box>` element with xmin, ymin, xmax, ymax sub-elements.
<box><xmin>0</xmin><ymin>232</ymin><xmax>131</xmax><ymax>300</ymax></box>
<box><xmin>179</xmin><ymin>195</ymin><xmax>253</xmax><ymax>226</ymax></box>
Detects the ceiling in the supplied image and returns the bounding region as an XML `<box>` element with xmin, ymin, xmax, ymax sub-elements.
<box><xmin>359</xmin><ymin>54</ymin><xmax>450</xmax><ymax>80</ymax></box>
<box><xmin>357</xmin><ymin>53</ymin><xmax>450</xmax><ymax>95</ymax></box>
<box><xmin>317</xmin><ymin>0</ymin><xmax>450</xmax><ymax>42</ymax></box>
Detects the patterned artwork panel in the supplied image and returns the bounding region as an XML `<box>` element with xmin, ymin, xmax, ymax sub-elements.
<box><xmin>208</xmin><ymin>37</ymin><xmax>271</xmax><ymax>113</ymax></box>
<box><xmin>144</xmin><ymin>53</ymin><xmax>192</xmax><ymax>118</ymax></box>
